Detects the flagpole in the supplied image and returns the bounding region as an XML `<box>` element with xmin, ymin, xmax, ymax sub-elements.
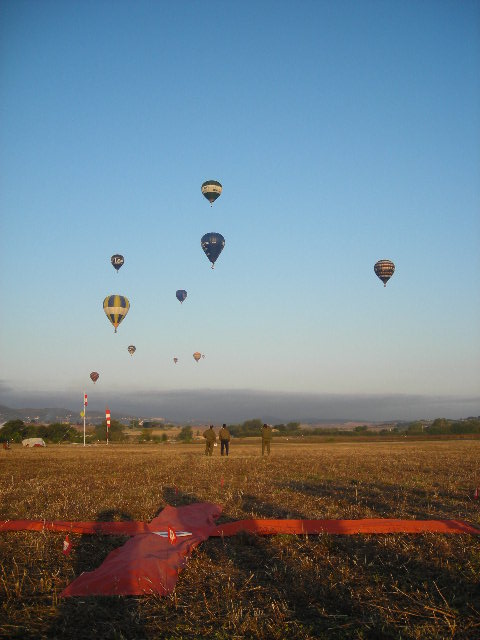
<box><xmin>83</xmin><ymin>392</ymin><xmax>86</xmax><ymax>447</ymax></box>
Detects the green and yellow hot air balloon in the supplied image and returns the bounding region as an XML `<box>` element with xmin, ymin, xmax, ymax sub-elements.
<box><xmin>103</xmin><ymin>295</ymin><xmax>130</xmax><ymax>333</ymax></box>
<box><xmin>201</xmin><ymin>180</ymin><xmax>222</xmax><ymax>205</ymax></box>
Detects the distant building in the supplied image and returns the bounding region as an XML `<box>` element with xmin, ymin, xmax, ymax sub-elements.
<box><xmin>139</xmin><ymin>418</ymin><xmax>166</xmax><ymax>429</ymax></box>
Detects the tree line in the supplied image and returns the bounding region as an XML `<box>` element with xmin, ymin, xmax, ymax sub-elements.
<box><xmin>2</xmin><ymin>416</ymin><xmax>479</xmax><ymax>445</ymax></box>
<box><xmin>0</xmin><ymin>419</ymin><xmax>130</xmax><ymax>444</ymax></box>
<box><xmin>404</xmin><ymin>417</ymin><xmax>480</xmax><ymax>435</ymax></box>
<box><xmin>175</xmin><ymin>418</ymin><xmax>480</xmax><ymax>439</ymax></box>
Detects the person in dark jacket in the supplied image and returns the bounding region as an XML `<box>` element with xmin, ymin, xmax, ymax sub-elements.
<box><xmin>261</xmin><ymin>423</ymin><xmax>273</xmax><ymax>456</ymax></box>
<box><xmin>219</xmin><ymin>424</ymin><xmax>231</xmax><ymax>456</ymax></box>
<box><xmin>203</xmin><ymin>425</ymin><xmax>216</xmax><ymax>456</ymax></box>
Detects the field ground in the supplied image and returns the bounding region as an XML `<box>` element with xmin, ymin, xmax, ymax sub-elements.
<box><xmin>1</xmin><ymin>440</ymin><xmax>479</xmax><ymax>639</ymax></box>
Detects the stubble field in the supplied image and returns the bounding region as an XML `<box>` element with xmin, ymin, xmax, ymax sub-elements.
<box><xmin>0</xmin><ymin>439</ymin><xmax>479</xmax><ymax>639</ymax></box>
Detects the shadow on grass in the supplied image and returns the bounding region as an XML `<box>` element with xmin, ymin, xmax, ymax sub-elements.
<box><xmin>196</xmin><ymin>494</ymin><xmax>382</xmax><ymax>639</ymax></box>
<box><xmin>241</xmin><ymin>493</ymin><xmax>308</xmax><ymax>520</ymax></box>
<box><xmin>47</xmin><ymin>509</ymin><xmax>146</xmax><ymax>640</ymax></box>
<box><xmin>161</xmin><ymin>485</ymin><xmax>201</xmax><ymax>509</ymax></box>
<box><xmin>278</xmin><ymin>478</ymin><xmax>470</xmax><ymax>520</ymax></box>
<box><xmin>199</xmin><ymin>494</ymin><xmax>479</xmax><ymax>639</ymax></box>
<box><xmin>42</xmin><ymin>494</ymin><xmax>479</xmax><ymax>639</ymax></box>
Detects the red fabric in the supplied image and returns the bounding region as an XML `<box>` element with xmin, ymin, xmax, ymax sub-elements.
<box><xmin>210</xmin><ymin>518</ymin><xmax>480</xmax><ymax>536</ymax></box>
<box><xmin>0</xmin><ymin>520</ymin><xmax>151</xmax><ymax>534</ymax></box>
<box><xmin>60</xmin><ymin>503</ymin><xmax>221</xmax><ymax>597</ymax></box>
<box><xmin>1</xmin><ymin>517</ymin><xmax>479</xmax><ymax>537</ymax></box>
<box><xmin>1</xmin><ymin>517</ymin><xmax>478</xmax><ymax>537</ymax></box>
<box><xmin>2</xmin><ymin>506</ymin><xmax>479</xmax><ymax>598</ymax></box>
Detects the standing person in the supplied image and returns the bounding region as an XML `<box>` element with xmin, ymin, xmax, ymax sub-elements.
<box><xmin>219</xmin><ymin>423</ymin><xmax>231</xmax><ymax>456</ymax></box>
<box><xmin>203</xmin><ymin>425</ymin><xmax>216</xmax><ymax>456</ymax></box>
<box><xmin>261</xmin><ymin>423</ymin><xmax>272</xmax><ymax>456</ymax></box>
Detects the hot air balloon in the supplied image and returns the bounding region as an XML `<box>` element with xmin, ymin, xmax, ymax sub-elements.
<box><xmin>374</xmin><ymin>260</ymin><xmax>395</xmax><ymax>287</ymax></box>
<box><xmin>193</xmin><ymin>352</ymin><xmax>202</xmax><ymax>362</ymax></box>
<box><xmin>201</xmin><ymin>180</ymin><xmax>222</xmax><ymax>205</ymax></box>
<box><xmin>176</xmin><ymin>290</ymin><xmax>187</xmax><ymax>303</ymax></box>
<box><xmin>111</xmin><ymin>254</ymin><xmax>124</xmax><ymax>272</ymax></box>
<box><xmin>173</xmin><ymin>357</ymin><xmax>178</xmax><ymax>364</ymax></box>
<box><xmin>90</xmin><ymin>372</ymin><xmax>99</xmax><ymax>384</ymax></box>
<box><xmin>128</xmin><ymin>345</ymin><xmax>136</xmax><ymax>356</ymax></box>
<box><xmin>103</xmin><ymin>295</ymin><xmax>130</xmax><ymax>333</ymax></box>
<box><xmin>201</xmin><ymin>232</ymin><xmax>225</xmax><ymax>269</ymax></box>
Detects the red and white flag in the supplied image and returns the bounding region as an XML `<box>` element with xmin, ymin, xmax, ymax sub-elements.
<box><xmin>168</xmin><ymin>526</ymin><xmax>177</xmax><ymax>545</ymax></box>
<box><xmin>105</xmin><ymin>408</ymin><xmax>111</xmax><ymax>430</ymax></box>
<box><xmin>62</xmin><ymin>534</ymin><xmax>73</xmax><ymax>555</ymax></box>
<box><xmin>84</xmin><ymin>394</ymin><xmax>88</xmax><ymax>407</ymax></box>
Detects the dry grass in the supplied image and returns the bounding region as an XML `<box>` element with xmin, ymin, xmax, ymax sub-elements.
<box><xmin>0</xmin><ymin>440</ymin><xmax>479</xmax><ymax>639</ymax></box>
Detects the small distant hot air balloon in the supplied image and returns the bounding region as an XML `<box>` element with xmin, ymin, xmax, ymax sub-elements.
<box><xmin>201</xmin><ymin>180</ymin><xmax>222</xmax><ymax>205</ymax></box>
<box><xmin>193</xmin><ymin>352</ymin><xmax>202</xmax><ymax>362</ymax></box>
<box><xmin>103</xmin><ymin>295</ymin><xmax>130</xmax><ymax>333</ymax></box>
<box><xmin>90</xmin><ymin>372</ymin><xmax>99</xmax><ymax>384</ymax></box>
<box><xmin>111</xmin><ymin>254</ymin><xmax>124</xmax><ymax>272</ymax></box>
<box><xmin>176</xmin><ymin>290</ymin><xmax>187</xmax><ymax>304</ymax></box>
<box><xmin>173</xmin><ymin>357</ymin><xmax>178</xmax><ymax>364</ymax></box>
<box><xmin>201</xmin><ymin>232</ymin><xmax>225</xmax><ymax>269</ymax></box>
<box><xmin>128</xmin><ymin>345</ymin><xmax>136</xmax><ymax>356</ymax></box>
<box><xmin>374</xmin><ymin>260</ymin><xmax>395</xmax><ymax>287</ymax></box>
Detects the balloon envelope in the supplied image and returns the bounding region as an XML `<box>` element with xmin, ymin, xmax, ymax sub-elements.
<box><xmin>201</xmin><ymin>232</ymin><xmax>225</xmax><ymax>268</ymax></box>
<box><xmin>128</xmin><ymin>345</ymin><xmax>136</xmax><ymax>356</ymax></box>
<box><xmin>103</xmin><ymin>295</ymin><xmax>130</xmax><ymax>332</ymax></box>
<box><xmin>90</xmin><ymin>372</ymin><xmax>99</xmax><ymax>384</ymax></box>
<box><xmin>111</xmin><ymin>254</ymin><xmax>124</xmax><ymax>272</ymax></box>
<box><xmin>374</xmin><ymin>260</ymin><xmax>395</xmax><ymax>287</ymax></box>
<box><xmin>176</xmin><ymin>290</ymin><xmax>187</xmax><ymax>303</ymax></box>
<box><xmin>173</xmin><ymin>357</ymin><xmax>178</xmax><ymax>364</ymax></box>
<box><xmin>201</xmin><ymin>180</ymin><xmax>222</xmax><ymax>205</ymax></box>
<box><xmin>193</xmin><ymin>352</ymin><xmax>202</xmax><ymax>362</ymax></box>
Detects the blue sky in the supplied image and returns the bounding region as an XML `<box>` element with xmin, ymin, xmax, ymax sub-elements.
<box><xmin>1</xmin><ymin>1</ymin><xmax>479</xmax><ymax>420</ymax></box>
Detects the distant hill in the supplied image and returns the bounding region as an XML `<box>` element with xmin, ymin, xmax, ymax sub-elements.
<box><xmin>0</xmin><ymin>404</ymin><xmax>165</xmax><ymax>426</ymax></box>
<box><xmin>0</xmin><ymin>404</ymin><xmax>108</xmax><ymax>425</ymax></box>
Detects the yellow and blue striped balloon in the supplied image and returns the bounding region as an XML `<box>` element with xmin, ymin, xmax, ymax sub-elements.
<box><xmin>103</xmin><ymin>295</ymin><xmax>130</xmax><ymax>333</ymax></box>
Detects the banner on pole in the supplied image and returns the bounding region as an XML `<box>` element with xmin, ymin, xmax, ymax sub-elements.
<box><xmin>106</xmin><ymin>408</ymin><xmax>111</xmax><ymax>430</ymax></box>
<box><xmin>84</xmin><ymin>394</ymin><xmax>88</xmax><ymax>407</ymax></box>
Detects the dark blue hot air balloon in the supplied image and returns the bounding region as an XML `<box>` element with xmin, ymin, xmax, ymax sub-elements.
<box><xmin>176</xmin><ymin>290</ymin><xmax>187</xmax><ymax>303</ymax></box>
<box><xmin>201</xmin><ymin>232</ymin><xmax>225</xmax><ymax>269</ymax></box>
<box><xmin>111</xmin><ymin>254</ymin><xmax>124</xmax><ymax>272</ymax></box>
